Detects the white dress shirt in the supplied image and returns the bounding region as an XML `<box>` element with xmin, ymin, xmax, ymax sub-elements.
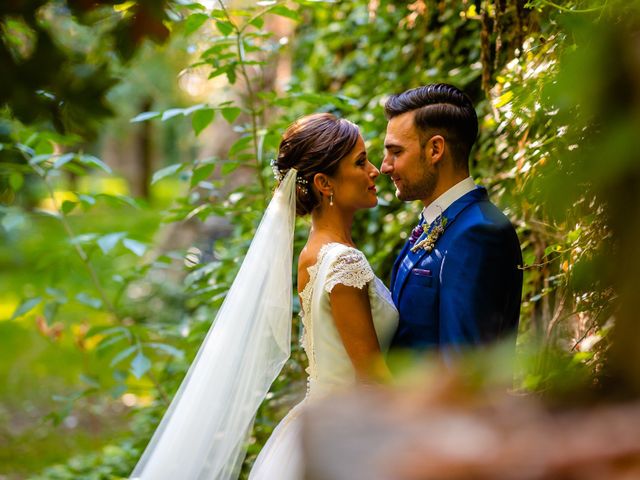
<box><xmin>421</xmin><ymin>176</ymin><xmax>477</xmax><ymax>225</ymax></box>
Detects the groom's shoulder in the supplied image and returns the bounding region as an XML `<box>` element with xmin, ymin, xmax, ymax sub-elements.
<box><xmin>448</xmin><ymin>196</ymin><xmax>517</xmax><ymax>241</ymax></box>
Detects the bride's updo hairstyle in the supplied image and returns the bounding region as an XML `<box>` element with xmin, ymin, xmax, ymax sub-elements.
<box><xmin>274</xmin><ymin>113</ymin><xmax>359</xmax><ymax>216</ymax></box>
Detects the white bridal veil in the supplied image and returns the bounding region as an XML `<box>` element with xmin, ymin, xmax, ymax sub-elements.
<box><xmin>131</xmin><ymin>169</ymin><xmax>297</xmax><ymax>480</ymax></box>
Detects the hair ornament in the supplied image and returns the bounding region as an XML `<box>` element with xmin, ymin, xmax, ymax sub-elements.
<box><xmin>270</xmin><ymin>159</ymin><xmax>309</xmax><ymax>195</ymax></box>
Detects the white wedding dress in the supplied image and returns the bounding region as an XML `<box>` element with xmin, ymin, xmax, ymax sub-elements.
<box><xmin>130</xmin><ymin>172</ymin><xmax>398</xmax><ymax>480</ymax></box>
<box><xmin>249</xmin><ymin>242</ymin><xmax>399</xmax><ymax>479</ymax></box>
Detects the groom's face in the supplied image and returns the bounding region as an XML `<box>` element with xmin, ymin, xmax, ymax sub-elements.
<box><xmin>382</xmin><ymin>111</ymin><xmax>437</xmax><ymax>203</ymax></box>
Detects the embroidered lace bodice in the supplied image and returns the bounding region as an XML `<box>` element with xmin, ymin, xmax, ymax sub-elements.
<box><xmin>298</xmin><ymin>243</ymin><xmax>399</xmax><ymax>396</ymax></box>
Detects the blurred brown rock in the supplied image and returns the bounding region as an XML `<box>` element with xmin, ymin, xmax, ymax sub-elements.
<box><xmin>302</xmin><ymin>380</ymin><xmax>640</xmax><ymax>480</ymax></box>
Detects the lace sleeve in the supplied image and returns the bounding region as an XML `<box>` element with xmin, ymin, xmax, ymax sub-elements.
<box><xmin>324</xmin><ymin>248</ymin><xmax>375</xmax><ymax>293</ymax></box>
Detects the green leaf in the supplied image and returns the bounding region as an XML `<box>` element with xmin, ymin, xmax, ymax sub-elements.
<box><xmin>220</xmin><ymin>107</ymin><xmax>242</xmax><ymax>123</ymax></box>
<box><xmin>249</xmin><ymin>16</ymin><xmax>264</xmax><ymax>28</ymax></box>
<box><xmin>147</xmin><ymin>342</ymin><xmax>185</xmax><ymax>359</ymax></box>
<box><xmin>185</xmin><ymin>204</ymin><xmax>209</xmax><ymax>220</ymax></box>
<box><xmin>184</xmin><ymin>12</ymin><xmax>209</xmax><ymax>35</ymax></box>
<box><xmin>221</xmin><ymin>161</ymin><xmax>240</xmax><ymax>175</ymax></box>
<box><xmin>45</xmin><ymin>287</ymin><xmax>67</xmax><ymax>303</ymax></box>
<box><xmin>151</xmin><ymin>163</ymin><xmax>184</xmax><ymax>184</ymax></box>
<box><xmin>96</xmin><ymin>334</ymin><xmax>127</xmax><ymax>352</ymax></box>
<box><xmin>96</xmin><ymin>193</ymin><xmax>140</xmax><ymax>209</ymax></box>
<box><xmin>70</xmin><ymin>233</ymin><xmax>98</xmax><ymax>245</ymax></box>
<box><xmin>229</xmin><ymin>136</ymin><xmax>252</xmax><ymax>156</ymax></box>
<box><xmin>191</xmin><ymin>163</ymin><xmax>216</xmax><ymax>187</ymax></box>
<box><xmin>202</xmin><ymin>41</ymin><xmax>232</xmax><ymax>57</ymax></box>
<box><xmin>110</xmin><ymin>384</ymin><xmax>127</xmax><ymax>398</ymax></box>
<box><xmin>76</xmin><ymin>293</ymin><xmax>103</xmax><ymax>309</ymax></box>
<box><xmin>0</xmin><ymin>211</ymin><xmax>25</xmax><ymax>232</ymax></box>
<box><xmin>110</xmin><ymin>345</ymin><xmax>137</xmax><ymax>367</ymax></box>
<box><xmin>161</xmin><ymin>108</ymin><xmax>185</xmax><ymax>121</ymax></box>
<box><xmin>11</xmin><ymin>297</ymin><xmax>41</xmax><ymax>320</ymax></box>
<box><xmin>80</xmin><ymin>374</ymin><xmax>100</xmax><ymax>389</ymax></box>
<box><xmin>52</xmin><ymin>153</ymin><xmax>75</xmax><ymax>169</ymax></box>
<box><xmin>567</xmin><ymin>228</ymin><xmax>582</xmax><ymax>243</ymax></box>
<box><xmin>268</xmin><ymin>4</ymin><xmax>300</xmax><ymax>20</ymax></box>
<box><xmin>210</xmin><ymin>9</ymin><xmax>226</xmax><ymax>19</ymax></box>
<box><xmin>130</xmin><ymin>351</ymin><xmax>152</xmax><ymax>379</ymax></box>
<box><xmin>114</xmin><ymin>1</ymin><xmax>135</xmax><ymax>12</ymax></box>
<box><xmin>97</xmin><ymin>232</ymin><xmax>126</xmax><ymax>254</ymax></box>
<box><xmin>78</xmin><ymin>194</ymin><xmax>96</xmax><ymax>207</ymax></box>
<box><xmin>544</xmin><ymin>244</ymin><xmax>563</xmax><ymax>256</ymax></box>
<box><xmin>130</xmin><ymin>111</ymin><xmax>161</xmax><ymax>123</ymax></box>
<box><xmin>215</xmin><ymin>19</ymin><xmax>234</xmax><ymax>36</ymax></box>
<box><xmin>183</xmin><ymin>103</ymin><xmax>207</xmax><ymax>115</ymax></box>
<box><xmin>8</xmin><ymin>172</ymin><xmax>24</xmax><ymax>190</ymax></box>
<box><xmin>226</xmin><ymin>66</ymin><xmax>237</xmax><ymax>84</ymax></box>
<box><xmin>123</xmin><ymin>238</ymin><xmax>147</xmax><ymax>257</ymax></box>
<box><xmin>44</xmin><ymin>301</ymin><xmax>59</xmax><ymax>325</ymax></box>
<box><xmin>87</xmin><ymin>325</ymin><xmax>131</xmax><ymax>341</ymax></box>
<box><xmin>208</xmin><ymin>67</ymin><xmax>228</xmax><ymax>79</ymax></box>
<box><xmin>34</xmin><ymin>208</ymin><xmax>61</xmax><ymax>219</ymax></box>
<box><xmin>78</xmin><ymin>154</ymin><xmax>112</xmax><ymax>174</ymax></box>
<box><xmin>61</xmin><ymin>200</ymin><xmax>77</xmax><ymax>215</ymax></box>
<box><xmin>181</xmin><ymin>2</ymin><xmax>207</xmax><ymax>11</ymax></box>
<box><xmin>192</xmin><ymin>108</ymin><xmax>215</xmax><ymax>136</ymax></box>
<box><xmin>29</xmin><ymin>154</ymin><xmax>52</xmax><ymax>165</ymax></box>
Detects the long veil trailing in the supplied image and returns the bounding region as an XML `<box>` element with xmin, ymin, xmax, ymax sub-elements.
<box><xmin>131</xmin><ymin>169</ymin><xmax>298</xmax><ymax>480</ymax></box>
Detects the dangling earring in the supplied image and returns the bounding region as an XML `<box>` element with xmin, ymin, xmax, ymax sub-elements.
<box><xmin>329</xmin><ymin>193</ymin><xmax>334</xmax><ymax>206</ymax></box>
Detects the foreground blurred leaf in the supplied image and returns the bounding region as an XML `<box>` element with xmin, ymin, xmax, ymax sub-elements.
<box><xmin>130</xmin><ymin>111</ymin><xmax>161</xmax><ymax>123</ymax></box>
<box><xmin>192</xmin><ymin>108</ymin><xmax>215</xmax><ymax>136</ymax></box>
<box><xmin>184</xmin><ymin>13</ymin><xmax>210</xmax><ymax>35</ymax></box>
<box><xmin>78</xmin><ymin>154</ymin><xmax>112</xmax><ymax>174</ymax></box>
<box><xmin>151</xmin><ymin>163</ymin><xmax>184</xmax><ymax>184</ymax></box>
<box><xmin>97</xmin><ymin>232</ymin><xmax>127</xmax><ymax>254</ymax></box>
<box><xmin>122</xmin><ymin>238</ymin><xmax>147</xmax><ymax>257</ymax></box>
<box><xmin>11</xmin><ymin>297</ymin><xmax>42</xmax><ymax>320</ymax></box>
<box><xmin>110</xmin><ymin>346</ymin><xmax>137</xmax><ymax>367</ymax></box>
<box><xmin>268</xmin><ymin>4</ymin><xmax>300</xmax><ymax>21</ymax></box>
<box><xmin>191</xmin><ymin>162</ymin><xmax>216</xmax><ymax>187</ymax></box>
<box><xmin>220</xmin><ymin>107</ymin><xmax>242</xmax><ymax>123</ymax></box>
<box><xmin>130</xmin><ymin>351</ymin><xmax>152</xmax><ymax>379</ymax></box>
<box><xmin>75</xmin><ymin>293</ymin><xmax>103</xmax><ymax>309</ymax></box>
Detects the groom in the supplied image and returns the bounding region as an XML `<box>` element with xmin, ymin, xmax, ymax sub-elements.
<box><xmin>382</xmin><ymin>83</ymin><xmax>522</xmax><ymax>353</ymax></box>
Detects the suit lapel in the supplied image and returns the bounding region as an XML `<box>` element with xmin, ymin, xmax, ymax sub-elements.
<box><xmin>391</xmin><ymin>240</ymin><xmax>410</xmax><ymax>290</ymax></box>
<box><xmin>394</xmin><ymin>187</ymin><xmax>488</xmax><ymax>302</ymax></box>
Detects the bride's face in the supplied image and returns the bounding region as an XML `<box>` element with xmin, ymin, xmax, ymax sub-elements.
<box><xmin>331</xmin><ymin>135</ymin><xmax>380</xmax><ymax>211</ymax></box>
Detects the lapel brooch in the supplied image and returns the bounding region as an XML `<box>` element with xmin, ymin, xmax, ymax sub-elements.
<box><xmin>410</xmin><ymin>215</ymin><xmax>448</xmax><ymax>253</ymax></box>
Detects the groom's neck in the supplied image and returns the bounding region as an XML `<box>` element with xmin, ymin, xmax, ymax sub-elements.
<box><xmin>421</xmin><ymin>168</ymin><xmax>470</xmax><ymax>208</ymax></box>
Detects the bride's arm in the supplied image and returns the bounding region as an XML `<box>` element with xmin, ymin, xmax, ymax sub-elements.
<box><xmin>329</xmin><ymin>284</ymin><xmax>391</xmax><ymax>383</ymax></box>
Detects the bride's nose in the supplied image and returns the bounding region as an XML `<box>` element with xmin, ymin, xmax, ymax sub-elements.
<box><xmin>368</xmin><ymin>162</ymin><xmax>380</xmax><ymax>179</ymax></box>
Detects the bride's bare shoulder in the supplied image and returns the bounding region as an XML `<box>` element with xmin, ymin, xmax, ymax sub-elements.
<box><xmin>298</xmin><ymin>242</ymin><xmax>321</xmax><ymax>272</ymax></box>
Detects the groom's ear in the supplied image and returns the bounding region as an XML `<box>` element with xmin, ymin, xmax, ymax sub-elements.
<box><xmin>313</xmin><ymin>173</ymin><xmax>333</xmax><ymax>196</ymax></box>
<box><xmin>427</xmin><ymin>135</ymin><xmax>445</xmax><ymax>165</ymax></box>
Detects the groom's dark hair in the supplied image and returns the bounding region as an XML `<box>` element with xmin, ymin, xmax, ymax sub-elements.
<box><xmin>384</xmin><ymin>84</ymin><xmax>478</xmax><ymax>169</ymax></box>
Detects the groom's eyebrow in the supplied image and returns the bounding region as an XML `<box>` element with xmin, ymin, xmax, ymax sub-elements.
<box><xmin>384</xmin><ymin>142</ymin><xmax>403</xmax><ymax>151</ymax></box>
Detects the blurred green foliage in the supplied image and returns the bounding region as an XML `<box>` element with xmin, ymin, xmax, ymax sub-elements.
<box><xmin>1</xmin><ymin>0</ymin><xmax>638</xmax><ymax>478</ymax></box>
<box><xmin>0</xmin><ymin>0</ymin><xmax>172</xmax><ymax>136</ymax></box>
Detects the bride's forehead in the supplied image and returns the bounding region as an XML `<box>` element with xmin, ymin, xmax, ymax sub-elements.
<box><xmin>346</xmin><ymin>135</ymin><xmax>366</xmax><ymax>155</ymax></box>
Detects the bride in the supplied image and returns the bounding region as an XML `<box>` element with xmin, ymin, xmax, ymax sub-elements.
<box><xmin>130</xmin><ymin>113</ymin><xmax>399</xmax><ymax>480</ymax></box>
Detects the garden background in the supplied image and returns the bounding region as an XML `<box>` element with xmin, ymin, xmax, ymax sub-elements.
<box><xmin>1</xmin><ymin>0</ymin><xmax>639</xmax><ymax>478</ymax></box>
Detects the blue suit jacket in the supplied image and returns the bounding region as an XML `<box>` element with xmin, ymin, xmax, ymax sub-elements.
<box><xmin>390</xmin><ymin>187</ymin><xmax>522</xmax><ymax>352</ymax></box>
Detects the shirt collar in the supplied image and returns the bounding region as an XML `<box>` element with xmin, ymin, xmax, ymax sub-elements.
<box><xmin>421</xmin><ymin>176</ymin><xmax>476</xmax><ymax>225</ymax></box>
